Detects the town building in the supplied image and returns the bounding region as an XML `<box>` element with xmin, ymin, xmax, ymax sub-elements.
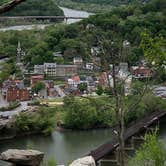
<box><xmin>86</xmin><ymin>63</ymin><xmax>94</xmax><ymax>70</ymax></box>
<box><xmin>34</xmin><ymin>65</ymin><xmax>44</xmax><ymax>74</ymax></box>
<box><xmin>92</xmin><ymin>57</ymin><xmax>101</xmax><ymax>70</ymax></box>
<box><xmin>98</xmin><ymin>72</ymin><xmax>114</xmax><ymax>88</ymax></box>
<box><xmin>1</xmin><ymin>79</ymin><xmax>29</xmax><ymax>102</ymax></box>
<box><xmin>73</xmin><ymin>57</ymin><xmax>83</xmax><ymax>68</ymax></box>
<box><xmin>67</xmin><ymin>75</ymin><xmax>80</xmax><ymax>88</ymax></box>
<box><xmin>130</xmin><ymin>65</ymin><xmax>151</xmax><ymax>79</ymax></box>
<box><xmin>44</xmin><ymin>63</ymin><xmax>57</xmax><ymax>77</ymax></box>
<box><xmin>91</xmin><ymin>47</ymin><xmax>100</xmax><ymax>56</ymax></box>
<box><xmin>33</xmin><ymin>63</ymin><xmax>77</xmax><ymax>77</ymax></box>
<box><xmin>55</xmin><ymin>64</ymin><xmax>77</xmax><ymax>77</ymax></box>
<box><xmin>53</xmin><ymin>52</ymin><xmax>63</xmax><ymax>58</ymax></box>
<box><xmin>31</xmin><ymin>75</ymin><xmax>44</xmax><ymax>87</ymax></box>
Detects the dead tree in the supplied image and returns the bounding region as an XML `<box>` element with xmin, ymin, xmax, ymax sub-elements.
<box><xmin>0</xmin><ymin>0</ymin><xmax>26</xmax><ymax>14</ymax></box>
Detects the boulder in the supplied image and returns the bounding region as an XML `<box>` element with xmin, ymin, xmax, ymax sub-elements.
<box><xmin>0</xmin><ymin>149</ymin><xmax>44</xmax><ymax>166</ymax></box>
<box><xmin>70</xmin><ymin>156</ymin><xmax>96</xmax><ymax>166</ymax></box>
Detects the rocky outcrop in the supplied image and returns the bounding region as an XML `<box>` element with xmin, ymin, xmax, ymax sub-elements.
<box><xmin>70</xmin><ymin>156</ymin><xmax>96</xmax><ymax>166</ymax></box>
<box><xmin>0</xmin><ymin>149</ymin><xmax>44</xmax><ymax>166</ymax></box>
<box><xmin>0</xmin><ymin>118</ymin><xmax>10</xmax><ymax>130</ymax></box>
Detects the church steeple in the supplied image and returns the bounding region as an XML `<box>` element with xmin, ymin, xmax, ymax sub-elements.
<box><xmin>17</xmin><ymin>41</ymin><xmax>22</xmax><ymax>63</ymax></box>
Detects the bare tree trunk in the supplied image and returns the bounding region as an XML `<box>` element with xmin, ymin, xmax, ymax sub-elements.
<box><xmin>0</xmin><ymin>0</ymin><xmax>26</xmax><ymax>14</ymax></box>
<box><xmin>119</xmin><ymin>108</ymin><xmax>125</xmax><ymax>166</ymax></box>
<box><xmin>112</xmin><ymin>59</ymin><xmax>125</xmax><ymax>166</ymax></box>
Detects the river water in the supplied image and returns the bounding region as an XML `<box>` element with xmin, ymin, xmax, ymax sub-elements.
<box><xmin>0</xmin><ymin>123</ymin><xmax>166</xmax><ymax>165</ymax></box>
<box><xmin>0</xmin><ymin>129</ymin><xmax>113</xmax><ymax>165</ymax></box>
<box><xmin>0</xmin><ymin>7</ymin><xmax>93</xmax><ymax>31</ymax></box>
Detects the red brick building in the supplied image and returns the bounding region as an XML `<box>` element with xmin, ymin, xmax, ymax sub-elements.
<box><xmin>6</xmin><ymin>86</ymin><xmax>29</xmax><ymax>102</ymax></box>
<box><xmin>1</xmin><ymin>79</ymin><xmax>30</xmax><ymax>102</ymax></box>
<box><xmin>130</xmin><ymin>65</ymin><xmax>151</xmax><ymax>79</ymax></box>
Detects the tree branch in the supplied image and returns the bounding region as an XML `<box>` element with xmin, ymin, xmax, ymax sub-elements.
<box><xmin>0</xmin><ymin>0</ymin><xmax>26</xmax><ymax>14</ymax></box>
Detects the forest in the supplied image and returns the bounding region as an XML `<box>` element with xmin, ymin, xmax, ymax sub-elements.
<box><xmin>71</xmin><ymin>0</ymin><xmax>150</xmax><ymax>5</ymax></box>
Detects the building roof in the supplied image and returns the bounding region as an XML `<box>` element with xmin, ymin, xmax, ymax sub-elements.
<box><xmin>56</xmin><ymin>65</ymin><xmax>77</xmax><ymax>68</ymax></box>
<box><xmin>31</xmin><ymin>75</ymin><xmax>44</xmax><ymax>79</ymax></box>
<box><xmin>72</xmin><ymin>75</ymin><xmax>80</xmax><ymax>82</ymax></box>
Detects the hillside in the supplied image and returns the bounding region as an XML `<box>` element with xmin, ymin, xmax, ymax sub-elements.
<box><xmin>2</xmin><ymin>0</ymin><xmax>64</xmax><ymax>16</ymax></box>
<box><xmin>71</xmin><ymin>0</ymin><xmax>149</xmax><ymax>6</ymax></box>
<box><xmin>0</xmin><ymin>0</ymin><xmax>165</xmax><ymax>80</ymax></box>
<box><xmin>54</xmin><ymin>0</ymin><xmax>151</xmax><ymax>13</ymax></box>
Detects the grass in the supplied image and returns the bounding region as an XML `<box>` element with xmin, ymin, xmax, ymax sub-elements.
<box><xmin>40</xmin><ymin>98</ymin><xmax>64</xmax><ymax>106</ymax></box>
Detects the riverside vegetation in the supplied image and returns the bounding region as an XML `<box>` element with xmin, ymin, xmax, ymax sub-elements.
<box><xmin>14</xmin><ymin>92</ymin><xmax>166</xmax><ymax>133</ymax></box>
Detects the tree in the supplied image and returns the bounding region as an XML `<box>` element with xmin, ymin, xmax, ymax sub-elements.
<box><xmin>128</xmin><ymin>132</ymin><xmax>166</xmax><ymax>166</ymax></box>
<box><xmin>141</xmin><ymin>33</ymin><xmax>166</xmax><ymax>66</ymax></box>
<box><xmin>96</xmin><ymin>85</ymin><xmax>103</xmax><ymax>95</ymax></box>
<box><xmin>141</xmin><ymin>33</ymin><xmax>166</xmax><ymax>82</ymax></box>
<box><xmin>32</xmin><ymin>82</ymin><xmax>45</xmax><ymax>94</ymax></box>
<box><xmin>78</xmin><ymin>82</ymin><xmax>87</xmax><ymax>93</ymax></box>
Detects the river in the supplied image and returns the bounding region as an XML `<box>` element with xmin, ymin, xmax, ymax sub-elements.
<box><xmin>0</xmin><ymin>123</ymin><xmax>166</xmax><ymax>165</ymax></box>
<box><xmin>0</xmin><ymin>129</ymin><xmax>113</xmax><ymax>165</ymax></box>
<box><xmin>0</xmin><ymin>7</ymin><xmax>93</xmax><ymax>31</ymax></box>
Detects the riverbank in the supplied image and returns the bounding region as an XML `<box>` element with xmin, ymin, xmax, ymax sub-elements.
<box><xmin>0</xmin><ymin>6</ymin><xmax>92</xmax><ymax>31</ymax></box>
<box><xmin>0</xmin><ymin>117</ymin><xmax>166</xmax><ymax>165</ymax></box>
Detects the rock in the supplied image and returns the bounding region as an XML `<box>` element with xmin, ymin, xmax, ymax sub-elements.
<box><xmin>70</xmin><ymin>156</ymin><xmax>96</xmax><ymax>166</ymax></box>
<box><xmin>0</xmin><ymin>149</ymin><xmax>44</xmax><ymax>166</ymax></box>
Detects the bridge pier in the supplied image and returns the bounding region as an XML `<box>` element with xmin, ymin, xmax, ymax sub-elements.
<box><xmin>97</xmin><ymin>135</ymin><xmax>147</xmax><ymax>166</ymax></box>
<box><xmin>64</xmin><ymin>18</ymin><xmax>68</xmax><ymax>24</ymax></box>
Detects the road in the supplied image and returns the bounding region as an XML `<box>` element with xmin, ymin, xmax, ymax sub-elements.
<box><xmin>0</xmin><ymin>93</ymin><xmax>8</xmax><ymax>107</ymax></box>
<box><xmin>0</xmin><ymin>101</ymin><xmax>28</xmax><ymax>118</ymax></box>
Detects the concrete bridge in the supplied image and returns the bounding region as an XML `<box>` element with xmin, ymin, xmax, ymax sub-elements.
<box><xmin>0</xmin><ymin>16</ymin><xmax>88</xmax><ymax>23</ymax></box>
<box><xmin>88</xmin><ymin>109</ymin><xmax>166</xmax><ymax>165</ymax></box>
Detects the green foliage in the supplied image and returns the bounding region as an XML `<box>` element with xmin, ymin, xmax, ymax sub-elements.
<box><xmin>32</xmin><ymin>82</ymin><xmax>45</xmax><ymax>94</ymax></box>
<box><xmin>78</xmin><ymin>82</ymin><xmax>87</xmax><ymax>93</ymax></box>
<box><xmin>128</xmin><ymin>132</ymin><xmax>166</xmax><ymax>166</ymax></box>
<box><xmin>131</xmin><ymin>80</ymin><xmax>145</xmax><ymax>95</ymax></box>
<box><xmin>141</xmin><ymin>33</ymin><xmax>166</xmax><ymax>66</ymax></box>
<box><xmin>96</xmin><ymin>85</ymin><xmax>103</xmax><ymax>95</ymax></box>
<box><xmin>15</xmin><ymin>109</ymin><xmax>56</xmax><ymax>135</ymax></box>
<box><xmin>63</xmin><ymin>96</ymin><xmax>114</xmax><ymax>129</ymax></box>
<box><xmin>125</xmin><ymin>93</ymin><xmax>166</xmax><ymax>124</ymax></box>
<box><xmin>42</xmin><ymin>158</ymin><xmax>57</xmax><ymax>166</ymax></box>
<box><xmin>0</xmin><ymin>0</ymin><xmax>10</xmax><ymax>6</ymax></box>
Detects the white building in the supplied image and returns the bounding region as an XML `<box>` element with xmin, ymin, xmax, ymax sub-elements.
<box><xmin>86</xmin><ymin>63</ymin><xmax>94</xmax><ymax>70</ymax></box>
<box><xmin>73</xmin><ymin>57</ymin><xmax>83</xmax><ymax>67</ymax></box>
<box><xmin>44</xmin><ymin>63</ymin><xmax>57</xmax><ymax>77</ymax></box>
<box><xmin>34</xmin><ymin>65</ymin><xmax>44</xmax><ymax>74</ymax></box>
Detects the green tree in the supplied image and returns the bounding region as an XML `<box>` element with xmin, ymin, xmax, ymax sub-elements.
<box><xmin>78</xmin><ymin>83</ymin><xmax>87</xmax><ymax>93</ymax></box>
<box><xmin>128</xmin><ymin>132</ymin><xmax>166</xmax><ymax>166</ymax></box>
<box><xmin>96</xmin><ymin>85</ymin><xmax>103</xmax><ymax>95</ymax></box>
<box><xmin>32</xmin><ymin>82</ymin><xmax>45</xmax><ymax>94</ymax></box>
<box><xmin>141</xmin><ymin>33</ymin><xmax>166</xmax><ymax>66</ymax></box>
